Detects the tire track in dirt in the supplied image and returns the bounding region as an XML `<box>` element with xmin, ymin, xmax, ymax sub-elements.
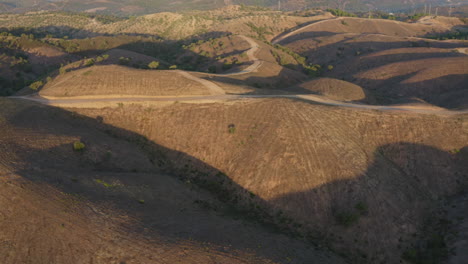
<box><xmin>167</xmin><ymin>35</ymin><xmax>262</xmax><ymax>95</ymax></box>
<box><xmin>11</xmin><ymin>94</ymin><xmax>468</xmax><ymax>116</ymax></box>
<box><xmin>176</xmin><ymin>70</ymin><xmax>225</xmax><ymax>95</ymax></box>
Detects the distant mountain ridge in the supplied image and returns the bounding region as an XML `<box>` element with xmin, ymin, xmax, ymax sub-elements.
<box><xmin>0</xmin><ymin>0</ymin><xmax>464</xmax><ymax>15</ymax></box>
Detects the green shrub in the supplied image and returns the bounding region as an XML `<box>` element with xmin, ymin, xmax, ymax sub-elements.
<box><xmin>73</xmin><ymin>141</ymin><xmax>85</xmax><ymax>151</ymax></box>
<box><xmin>169</xmin><ymin>65</ymin><xmax>177</xmax><ymax>69</ymax></box>
<box><xmin>119</xmin><ymin>57</ymin><xmax>131</xmax><ymax>65</ymax></box>
<box><xmin>94</xmin><ymin>179</ymin><xmax>116</xmax><ymax>188</ymax></box>
<box><xmin>84</xmin><ymin>58</ymin><xmax>95</xmax><ymax>66</ymax></box>
<box><xmin>228</xmin><ymin>124</ymin><xmax>236</xmax><ymax>134</ymax></box>
<box><xmin>29</xmin><ymin>80</ymin><xmax>43</xmax><ymax>90</ymax></box>
<box><xmin>335</xmin><ymin>211</ymin><xmax>359</xmax><ymax>227</ymax></box>
<box><xmin>148</xmin><ymin>61</ymin><xmax>159</xmax><ymax>69</ymax></box>
<box><xmin>208</xmin><ymin>65</ymin><xmax>217</xmax><ymax>73</ymax></box>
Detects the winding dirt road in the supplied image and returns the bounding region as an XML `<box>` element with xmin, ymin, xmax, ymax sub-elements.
<box><xmin>10</xmin><ymin>33</ymin><xmax>468</xmax><ymax>116</ymax></box>
<box><xmin>169</xmin><ymin>35</ymin><xmax>262</xmax><ymax>95</ymax></box>
<box><xmin>11</xmin><ymin>94</ymin><xmax>468</xmax><ymax>115</ymax></box>
<box><xmin>272</xmin><ymin>16</ymin><xmax>468</xmax><ymax>45</ymax></box>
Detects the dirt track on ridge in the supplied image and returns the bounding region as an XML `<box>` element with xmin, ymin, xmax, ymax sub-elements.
<box><xmin>11</xmin><ymin>94</ymin><xmax>468</xmax><ymax>115</ymax></box>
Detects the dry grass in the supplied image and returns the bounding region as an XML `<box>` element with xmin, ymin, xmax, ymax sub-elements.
<box><xmin>294</xmin><ymin>78</ymin><xmax>367</xmax><ymax>101</ymax></box>
<box><xmin>40</xmin><ymin>65</ymin><xmax>215</xmax><ymax>97</ymax></box>
<box><xmin>75</xmin><ymin>98</ymin><xmax>468</xmax><ymax>263</ymax></box>
<box><xmin>0</xmin><ymin>98</ymin><xmax>344</xmax><ymax>264</ymax></box>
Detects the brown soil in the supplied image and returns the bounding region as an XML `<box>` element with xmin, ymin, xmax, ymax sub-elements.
<box><xmin>0</xmin><ymin>98</ymin><xmax>344</xmax><ymax>264</ymax></box>
<box><xmin>354</xmin><ymin>57</ymin><xmax>468</xmax><ymax>109</ymax></box>
<box><xmin>40</xmin><ymin>65</ymin><xmax>216</xmax><ymax>97</ymax></box>
<box><xmin>277</xmin><ymin>16</ymin><xmax>468</xmax><ymax>109</ymax></box>
<box><xmin>198</xmin><ymin>61</ymin><xmax>307</xmax><ymax>90</ymax></box>
<box><xmin>294</xmin><ymin>78</ymin><xmax>367</xmax><ymax>101</ymax></box>
<box><xmin>73</xmin><ymin>98</ymin><xmax>468</xmax><ymax>263</ymax></box>
<box><xmin>102</xmin><ymin>48</ymin><xmax>160</xmax><ymax>65</ymax></box>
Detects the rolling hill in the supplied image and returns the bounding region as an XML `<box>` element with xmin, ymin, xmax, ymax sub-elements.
<box><xmin>275</xmin><ymin>16</ymin><xmax>468</xmax><ymax>109</ymax></box>
<box><xmin>0</xmin><ymin>0</ymin><xmax>464</xmax><ymax>14</ymax></box>
<box><xmin>0</xmin><ymin>97</ymin><xmax>345</xmax><ymax>264</ymax></box>
<box><xmin>1</xmin><ymin>8</ymin><xmax>468</xmax><ymax>264</ymax></box>
<box><xmin>72</xmin><ymin>97</ymin><xmax>468</xmax><ymax>263</ymax></box>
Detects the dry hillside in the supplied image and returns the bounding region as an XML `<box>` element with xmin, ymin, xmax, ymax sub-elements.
<box><xmin>0</xmin><ymin>97</ymin><xmax>344</xmax><ymax>264</ymax></box>
<box><xmin>276</xmin><ymin>16</ymin><xmax>468</xmax><ymax>109</ymax></box>
<box><xmin>0</xmin><ymin>9</ymin><xmax>331</xmax><ymax>40</ymax></box>
<box><xmin>74</xmin><ymin>98</ymin><xmax>468</xmax><ymax>264</ymax></box>
<box><xmin>2</xmin><ymin>9</ymin><xmax>468</xmax><ymax>264</ymax></box>
<box><xmin>39</xmin><ymin>65</ymin><xmax>219</xmax><ymax>97</ymax></box>
<box><xmin>293</xmin><ymin>78</ymin><xmax>368</xmax><ymax>101</ymax></box>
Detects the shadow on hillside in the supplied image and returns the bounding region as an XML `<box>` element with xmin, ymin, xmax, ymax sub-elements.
<box><xmin>354</xmin><ymin>73</ymin><xmax>468</xmax><ymax>109</ymax></box>
<box><xmin>270</xmin><ymin>18</ymin><xmax>337</xmax><ymax>44</ymax></box>
<box><xmin>2</xmin><ymin>99</ymin><xmax>335</xmax><ymax>263</ymax></box>
<box><xmin>280</xmin><ymin>32</ymin><xmax>467</xmax><ymax>66</ymax></box>
<box><xmin>3</xmin><ymin>98</ymin><xmax>468</xmax><ymax>263</ymax></box>
<box><xmin>331</xmin><ymin>50</ymin><xmax>466</xmax><ymax>78</ymax></box>
<box><xmin>269</xmin><ymin>142</ymin><xmax>468</xmax><ymax>263</ymax></box>
<box><xmin>198</xmin><ymin>64</ymin><xmax>311</xmax><ymax>93</ymax></box>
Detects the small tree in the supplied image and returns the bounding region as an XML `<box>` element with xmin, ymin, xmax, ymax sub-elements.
<box><xmin>73</xmin><ymin>141</ymin><xmax>85</xmax><ymax>151</ymax></box>
<box><xmin>29</xmin><ymin>81</ymin><xmax>43</xmax><ymax>90</ymax></box>
<box><xmin>119</xmin><ymin>57</ymin><xmax>131</xmax><ymax>65</ymax></box>
<box><xmin>148</xmin><ymin>61</ymin><xmax>159</xmax><ymax>69</ymax></box>
<box><xmin>84</xmin><ymin>58</ymin><xmax>95</xmax><ymax>67</ymax></box>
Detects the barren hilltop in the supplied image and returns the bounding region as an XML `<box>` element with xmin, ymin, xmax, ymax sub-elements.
<box><xmin>1</xmin><ymin>5</ymin><xmax>467</xmax><ymax>264</ymax></box>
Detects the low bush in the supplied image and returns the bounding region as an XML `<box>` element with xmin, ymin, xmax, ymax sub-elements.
<box><xmin>73</xmin><ymin>141</ymin><xmax>85</xmax><ymax>151</ymax></box>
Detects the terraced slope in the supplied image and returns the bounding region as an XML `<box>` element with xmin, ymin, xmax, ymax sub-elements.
<box><xmin>293</xmin><ymin>78</ymin><xmax>368</xmax><ymax>101</ymax></box>
<box><xmin>74</xmin><ymin>98</ymin><xmax>468</xmax><ymax>263</ymax></box>
<box><xmin>0</xmin><ymin>98</ymin><xmax>344</xmax><ymax>264</ymax></box>
<box><xmin>353</xmin><ymin>56</ymin><xmax>468</xmax><ymax>109</ymax></box>
<box><xmin>39</xmin><ymin>65</ymin><xmax>222</xmax><ymax>97</ymax></box>
<box><xmin>0</xmin><ymin>9</ymin><xmax>330</xmax><ymax>40</ymax></box>
<box><xmin>276</xmin><ymin>16</ymin><xmax>468</xmax><ymax>109</ymax></box>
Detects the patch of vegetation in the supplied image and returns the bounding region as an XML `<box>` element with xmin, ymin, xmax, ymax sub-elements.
<box><xmin>118</xmin><ymin>57</ymin><xmax>131</xmax><ymax>65</ymax></box>
<box><xmin>427</xmin><ymin>30</ymin><xmax>468</xmax><ymax>40</ymax></box>
<box><xmin>402</xmin><ymin>233</ymin><xmax>449</xmax><ymax>264</ymax></box>
<box><xmin>239</xmin><ymin>4</ymin><xmax>270</xmax><ymax>12</ymax></box>
<box><xmin>73</xmin><ymin>141</ymin><xmax>85</xmax><ymax>151</ymax></box>
<box><xmin>270</xmin><ymin>50</ymin><xmax>288</xmax><ymax>66</ymax></box>
<box><xmin>245</xmin><ymin>22</ymin><xmax>273</xmax><ymax>41</ymax></box>
<box><xmin>148</xmin><ymin>61</ymin><xmax>159</xmax><ymax>69</ymax></box>
<box><xmin>449</xmin><ymin>149</ymin><xmax>461</xmax><ymax>154</ymax></box>
<box><xmin>84</xmin><ymin>58</ymin><xmax>95</xmax><ymax>67</ymax></box>
<box><xmin>228</xmin><ymin>124</ymin><xmax>236</xmax><ymax>134</ymax></box>
<box><xmin>270</xmin><ymin>43</ymin><xmax>325</xmax><ymax>76</ymax></box>
<box><xmin>335</xmin><ymin>211</ymin><xmax>359</xmax><ymax>227</ymax></box>
<box><xmin>408</xmin><ymin>13</ymin><xmax>426</xmax><ymax>22</ymax></box>
<box><xmin>326</xmin><ymin>9</ymin><xmax>357</xmax><ymax>17</ymax></box>
<box><xmin>29</xmin><ymin>80</ymin><xmax>43</xmax><ymax>90</ymax></box>
<box><xmin>94</xmin><ymin>179</ymin><xmax>117</xmax><ymax>188</ymax></box>
<box><xmin>208</xmin><ymin>65</ymin><xmax>217</xmax><ymax>73</ymax></box>
<box><xmin>335</xmin><ymin>201</ymin><xmax>368</xmax><ymax>227</ymax></box>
